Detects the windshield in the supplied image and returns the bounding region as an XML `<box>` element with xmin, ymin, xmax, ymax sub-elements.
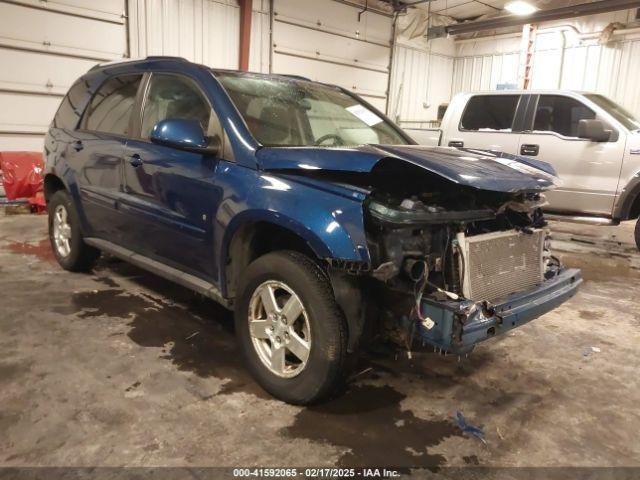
<box><xmin>215</xmin><ymin>72</ymin><xmax>409</xmax><ymax>147</ymax></box>
<box><xmin>585</xmin><ymin>94</ymin><xmax>640</xmax><ymax>131</ymax></box>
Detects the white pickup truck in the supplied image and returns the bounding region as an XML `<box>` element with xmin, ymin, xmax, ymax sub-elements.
<box><xmin>407</xmin><ymin>90</ymin><xmax>640</xmax><ymax>248</ymax></box>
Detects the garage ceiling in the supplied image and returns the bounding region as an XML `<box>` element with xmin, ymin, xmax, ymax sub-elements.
<box><xmin>408</xmin><ymin>0</ymin><xmax>625</xmax><ymax>21</ymax></box>
<box><xmin>425</xmin><ymin>0</ymin><xmax>504</xmax><ymax>20</ymax></box>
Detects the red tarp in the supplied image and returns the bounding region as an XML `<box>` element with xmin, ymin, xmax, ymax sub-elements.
<box><xmin>0</xmin><ymin>151</ymin><xmax>46</xmax><ymax>211</ymax></box>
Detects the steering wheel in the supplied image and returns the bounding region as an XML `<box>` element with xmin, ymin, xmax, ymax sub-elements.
<box><xmin>314</xmin><ymin>134</ymin><xmax>345</xmax><ymax>146</ymax></box>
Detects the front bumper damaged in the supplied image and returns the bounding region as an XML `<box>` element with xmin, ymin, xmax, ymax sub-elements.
<box><xmin>417</xmin><ymin>268</ymin><xmax>583</xmax><ymax>354</ymax></box>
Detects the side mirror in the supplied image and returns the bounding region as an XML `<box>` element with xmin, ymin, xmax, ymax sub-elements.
<box><xmin>150</xmin><ymin>119</ymin><xmax>220</xmax><ymax>155</ymax></box>
<box><xmin>577</xmin><ymin>119</ymin><xmax>611</xmax><ymax>142</ymax></box>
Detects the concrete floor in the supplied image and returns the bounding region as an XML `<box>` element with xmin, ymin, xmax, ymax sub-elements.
<box><xmin>1</xmin><ymin>214</ymin><xmax>640</xmax><ymax>471</ymax></box>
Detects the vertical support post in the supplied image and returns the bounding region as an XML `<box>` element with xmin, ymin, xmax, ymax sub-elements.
<box><xmin>268</xmin><ymin>0</ymin><xmax>274</xmax><ymax>73</ymax></box>
<box><xmin>239</xmin><ymin>0</ymin><xmax>253</xmax><ymax>71</ymax></box>
<box><xmin>124</xmin><ymin>0</ymin><xmax>131</xmax><ymax>58</ymax></box>
<box><xmin>385</xmin><ymin>11</ymin><xmax>398</xmax><ymax>117</ymax></box>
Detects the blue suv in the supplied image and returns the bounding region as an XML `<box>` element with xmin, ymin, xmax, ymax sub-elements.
<box><xmin>45</xmin><ymin>57</ymin><xmax>582</xmax><ymax>404</ymax></box>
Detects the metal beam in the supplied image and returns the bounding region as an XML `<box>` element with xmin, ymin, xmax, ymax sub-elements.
<box><xmin>238</xmin><ymin>0</ymin><xmax>253</xmax><ymax>71</ymax></box>
<box><xmin>442</xmin><ymin>0</ymin><xmax>640</xmax><ymax>36</ymax></box>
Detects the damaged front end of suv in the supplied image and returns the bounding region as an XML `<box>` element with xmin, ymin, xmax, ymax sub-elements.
<box><xmin>260</xmin><ymin>145</ymin><xmax>582</xmax><ymax>356</ymax></box>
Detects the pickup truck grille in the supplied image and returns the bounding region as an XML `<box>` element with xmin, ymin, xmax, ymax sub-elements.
<box><xmin>457</xmin><ymin>229</ymin><xmax>545</xmax><ymax>302</ymax></box>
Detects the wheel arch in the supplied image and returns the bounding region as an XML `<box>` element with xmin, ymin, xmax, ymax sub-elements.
<box><xmin>628</xmin><ymin>193</ymin><xmax>640</xmax><ymax>221</ymax></box>
<box><xmin>221</xmin><ymin>214</ymin><xmax>330</xmax><ymax>300</ymax></box>
<box><xmin>43</xmin><ymin>173</ymin><xmax>67</xmax><ymax>203</ymax></box>
<box><xmin>613</xmin><ymin>171</ymin><xmax>640</xmax><ymax>221</ymax></box>
<box><xmin>221</xmin><ymin>213</ymin><xmax>370</xmax><ymax>353</ymax></box>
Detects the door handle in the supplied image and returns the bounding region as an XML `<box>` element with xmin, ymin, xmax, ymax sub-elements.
<box><xmin>520</xmin><ymin>144</ymin><xmax>539</xmax><ymax>156</ymax></box>
<box><xmin>448</xmin><ymin>140</ymin><xmax>464</xmax><ymax>148</ymax></box>
<box><xmin>128</xmin><ymin>153</ymin><xmax>143</xmax><ymax>167</ymax></box>
<box><xmin>73</xmin><ymin>140</ymin><xmax>83</xmax><ymax>152</ymax></box>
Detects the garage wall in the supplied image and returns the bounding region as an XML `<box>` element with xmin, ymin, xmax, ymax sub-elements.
<box><xmin>271</xmin><ymin>0</ymin><xmax>393</xmax><ymax>111</ymax></box>
<box><xmin>454</xmin><ymin>34</ymin><xmax>640</xmax><ymax>117</ymax></box>
<box><xmin>128</xmin><ymin>0</ymin><xmax>271</xmax><ymax>72</ymax></box>
<box><xmin>452</xmin><ymin>10</ymin><xmax>640</xmax><ymax>116</ymax></box>
<box><xmin>128</xmin><ymin>0</ymin><xmax>239</xmax><ymax>68</ymax></box>
<box><xmin>452</xmin><ymin>46</ymin><xmax>520</xmax><ymax>93</ymax></box>
<box><xmin>530</xmin><ymin>33</ymin><xmax>640</xmax><ymax>116</ymax></box>
<box><xmin>0</xmin><ymin>0</ymin><xmax>127</xmax><ymax>151</ymax></box>
<box><xmin>388</xmin><ymin>41</ymin><xmax>455</xmax><ymax>127</ymax></box>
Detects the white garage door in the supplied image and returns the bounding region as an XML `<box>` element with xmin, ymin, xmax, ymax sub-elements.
<box><xmin>272</xmin><ymin>0</ymin><xmax>392</xmax><ymax>112</ymax></box>
<box><xmin>0</xmin><ymin>0</ymin><xmax>127</xmax><ymax>151</ymax></box>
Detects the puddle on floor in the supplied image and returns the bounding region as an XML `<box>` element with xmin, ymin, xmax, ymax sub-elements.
<box><xmin>50</xmin><ymin>261</ymin><xmax>501</xmax><ymax>470</ymax></box>
<box><xmin>283</xmin><ymin>383</ymin><xmax>462</xmax><ymax>470</ymax></box>
<box><xmin>4</xmin><ymin>238</ymin><xmax>56</xmax><ymax>263</ymax></box>
<box><xmin>54</xmin><ymin>282</ymin><xmax>267</xmax><ymax>399</ymax></box>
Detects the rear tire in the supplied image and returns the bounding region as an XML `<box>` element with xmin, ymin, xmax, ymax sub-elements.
<box><xmin>635</xmin><ymin>217</ymin><xmax>640</xmax><ymax>251</ymax></box>
<box><xmin>48</xmin><ymin>189</ymin><xmax>100</xmax><ymax>272</ymax></box>
<box><xmin>235</xmin><ymin>250</ymin><xmax>347</xmax><ymax>405</ymax></box>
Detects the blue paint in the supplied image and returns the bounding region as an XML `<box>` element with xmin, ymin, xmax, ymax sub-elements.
<box><xmin>418</xmin><ymin>268</ymin><xmax>583</xmax><ymax>354</ymax></box>
<box><xmin>455</xmin><ymin>410</ymin><xmax>486</xmax><ymax>443</ymax></box>
<box><xmin>44</xmin><ymin>57</ymin><xmax>579</xmax><ymax>351</ymax></box>
<box><xmin>150</xmin><ymin>118</ymin><xmax>210</xmax><ymax>151</ymax></box>
<box><xmin>258</xmin><ymin>144</ymin><xmax>558</xmax><ymax>193</ymax></box>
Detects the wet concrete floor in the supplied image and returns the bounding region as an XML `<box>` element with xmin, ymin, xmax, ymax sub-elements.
<box><xmin>1</xmin><ymin>215</ymin><xmax>639</xmax><ymax>473</ymax></box>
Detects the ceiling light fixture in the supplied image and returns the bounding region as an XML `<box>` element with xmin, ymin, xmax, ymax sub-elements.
<box><xmin>504</xmin><ymin>1</ymin><xmax>538</xmax><ymax>15</ymax></box>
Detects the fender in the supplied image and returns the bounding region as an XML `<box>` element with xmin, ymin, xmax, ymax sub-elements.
<box><xmin>215</xmin><ymin>166</ymin><xmax>372</xmax><ymax>296</ymax></box>
<box><xmin>221</xmin><ymin>208</ymin><xmax>340</xmax><ymax>261</ymax></box>
<box><xmin>613</xmin><ymin>171</ymin><xmax>640</xmax><ymax>220</ymax></box>
<box><xmin>218</xmin><ymin>202</ymin><xmax>370</xmax><ymax>287</ymax></box>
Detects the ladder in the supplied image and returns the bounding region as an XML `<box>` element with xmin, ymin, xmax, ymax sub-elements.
<box><xmin>518</xmin><ymin>23</ymin><xmax>538</xmax><ymax>89</ymax></box>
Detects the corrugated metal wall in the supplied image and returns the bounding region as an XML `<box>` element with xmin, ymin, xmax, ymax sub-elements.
<box><xmin>0</xmin><ymin>0</ymin><xmax>127</xmax><ymax>151</ymax></box>
<box><xmin>388</xmin><ymin>44</ymin><xmax>455</xmax><ymax>127</ymax></box>
<box><xmin>128</xmin><ymin>0</ymin><xmax>271</xmax><ymax>72</ymax></box>
<box><xmin>451</xmin><ymin>28</ymin><xmax>640</xmax><ymax>117</ymax></box>
<box><xmin>531</xmin><ymin>33</ymin><xmax>640</xmax><ymax>116</ymax></box>
<box><xmin>3</xmin><ymin>2</ymin><xmax>640</xmax><ymax>151</ymax></box>
<box><xmin>452</xmin><ymin>51</ymin><xmax>520</xmax><ymax>93</ymax></box>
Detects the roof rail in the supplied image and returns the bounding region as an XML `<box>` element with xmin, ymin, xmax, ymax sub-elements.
<box><xmin>145</xmin><ymin>55</ymin><xmax>188</xmax><ymax>62</ymax></box>
<box><xmin>88</xmin><ymin>55</ymin><xmax>189</xmax><ymax>72</ymax></box>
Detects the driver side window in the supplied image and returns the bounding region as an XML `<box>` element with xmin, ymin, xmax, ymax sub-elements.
<box><xmin>534</xmin><ymin>95</ymin><xmax>595</xmax><ymax>137</ymax></box>
<box><xmin>141</xmin><ymin>74</ymin><xmax>212</xmax><ymax>139</ymax></box>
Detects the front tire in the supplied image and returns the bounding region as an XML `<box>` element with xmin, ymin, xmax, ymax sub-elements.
<box><xmin>635</xmin><ymin>217</ymin><xmax>640</xmax><ymax>251</ymax></box>
<box><xmin>235</xmin><ymin>251</ymin><xmax>347</xmax><ymax>405</ymax></box>
<box><xmin>48</xmin><ymin>190</ymin><xmax>100</xmax><ymax>272</ymax></box>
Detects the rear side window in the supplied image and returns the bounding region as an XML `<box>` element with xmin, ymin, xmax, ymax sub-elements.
<box><xmin>141</xmin><ymin>74</ymin><xmax>211</xmax><ymax>139</ymax></box>
<box><xmin>460</xmin><ymin>95</ymin><xmax>520</xmax><ymax>131</ymax></box>
<box><xmin>53</xmin><ymin>79</ymin><xmax>91</xmax><ymax>130</ymax></box>
<box><xmin>534</xmin><ymin>95</ymin><xmax>595</xmax><ymax>137</ymax></box>
<box><xmin>83</xmin><ymin>75</ymin><xmax>142</xmax><ymax>136</ymax></box>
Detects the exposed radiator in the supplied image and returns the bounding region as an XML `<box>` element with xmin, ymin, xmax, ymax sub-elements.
<box><xmin>456</xmin><ymin>229</ymin><xmax>545</xmax><ymax>302</ymax></box>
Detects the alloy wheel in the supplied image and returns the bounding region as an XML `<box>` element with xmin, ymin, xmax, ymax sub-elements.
<box><xmin>52</xmin><ymin>204</ymin><xmax>72</xmax><ymax>258</ymax></box>
<box><xmin>247</xmin><ymin>280</ymin><xmax>311</xmax><ymax>378</ymax></box>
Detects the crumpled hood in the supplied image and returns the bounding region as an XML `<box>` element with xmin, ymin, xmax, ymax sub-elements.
<box><xmin>256</xmin><ymin>144</ymin><xmax>559</xmax><ymax>193</ymax></box>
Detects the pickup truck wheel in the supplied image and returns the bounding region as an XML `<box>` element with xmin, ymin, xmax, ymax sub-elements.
<box><xmin>48</xmin><ymin>190</ymin><xmax>100</xmax><ymax>272</ymax></box>
<box><xmin>635</xmin><ymin>217</ymin><xmax>640</xmax><ymax>251</ymax></box>
<box><xmin>235</xmin><ymin>251</ymin><xmax>347</xmax><ymax>405</ymax></box>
